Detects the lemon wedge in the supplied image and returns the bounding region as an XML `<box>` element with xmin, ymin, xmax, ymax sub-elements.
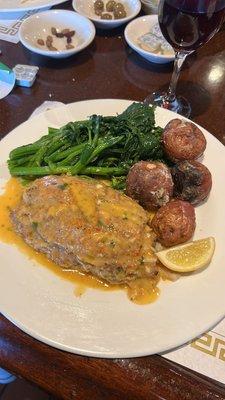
<box><xmin>156</xmin><ymin>237</ymin><xmax>215</xmax><ymax>272</ymax></box>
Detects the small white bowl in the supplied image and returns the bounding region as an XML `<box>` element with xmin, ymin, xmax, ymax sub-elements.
<box><xmin>19</xmin><ymin>10</ymin><xmax>96</xmax><ymax>59</ymax></box>
<box><xmin>72</xmin><ymin>0</ymin><xmax>141</xmax><ymax>30</ymax></box>
<box><xmin>124</xmin><ymin>14</ymin><xmax>175</xmax><ymax>64</ymax></box>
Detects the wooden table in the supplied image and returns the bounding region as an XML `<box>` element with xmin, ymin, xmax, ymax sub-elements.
<box><xmin>0</xmin><ymin>2</ymin><xmax>225</xmax><ymax>399</ymax></box>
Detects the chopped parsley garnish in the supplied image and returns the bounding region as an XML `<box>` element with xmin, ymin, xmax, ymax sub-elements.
<box><xmin>58</xmin><ymin>183</ymin><xmax>69</xmax><ymax>190</ymax></box>
<box><xmin>139</xmin><ymin>256</ymin><xmax>145</xmax><ymax>265</ymax></box>
<box><xmin>97</xmin><ymin>219</ymin><xmax>105</xmax><ymax>227</ymax></box>
<box><xmin>31</xmin><ymin>221</ymin><xmax>38</xmax><ymax>230</ymax></box>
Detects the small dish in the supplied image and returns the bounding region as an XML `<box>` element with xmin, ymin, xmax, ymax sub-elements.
<box><xmin>72</xmin><ymin>0</ymin><xmax>141</xmax><ymax>30</ymax></box>
<box><xmin>19</xmin><ymin>10</ymin><xmax>96</xmax><ymax>59</ymax></box>
<box><xmin>125</xmin><ymin>14</ymin><xmax>175</xmax><ymax>64</ymax></box>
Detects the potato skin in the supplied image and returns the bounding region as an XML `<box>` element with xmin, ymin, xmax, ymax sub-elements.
<box><xmin>151</xmin><ymin>199</ymin><xmax>196</xmax><ymax>247</ymax></box>
<box><xmin>163</xmin><ymin>119</ymin><xmax>206</xmax><ymax>162</ymax></box>
<box><xmin>126</xmin><ymin>161</ymin><xmax>174</xmax><ymax>211</ymax></box>
<box><xmin>171</xmin><ymin>160</ymin><xmax>212</xmax><ymax>205</ymax></box>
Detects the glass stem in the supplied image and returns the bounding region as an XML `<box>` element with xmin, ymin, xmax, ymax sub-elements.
<box><xmin>166</xmin><ymin>51</ymin><xmax>188</xmax><ymax>103</ymax></box>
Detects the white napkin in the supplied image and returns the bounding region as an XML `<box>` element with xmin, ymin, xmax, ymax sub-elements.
<box><xmin>0</xmin><ymin>8</ymin><xmax>48</xmax><ymax>43</ymax></box>
<box><xmin>30</xmin><ymin>101</ymin><xmax>225</xmax><ymax>385</ymax></box>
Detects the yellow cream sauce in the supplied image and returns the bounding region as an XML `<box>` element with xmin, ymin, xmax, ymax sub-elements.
<box><xmin>0</xmin><ymin>178</ymin><xmax>159</xmax><ymax>305</ymax></box>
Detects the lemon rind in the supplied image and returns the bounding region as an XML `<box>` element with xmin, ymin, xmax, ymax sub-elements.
<box><xmin>156</xmin><ymin>237</ymin><xmax>215</xmax><ymax>273</ymax></box>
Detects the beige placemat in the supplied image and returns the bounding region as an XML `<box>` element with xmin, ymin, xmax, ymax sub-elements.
<box><xmin>163</xmin><ymin>318</ymin><xmax>225</xmax><ymax>384</ymax></box>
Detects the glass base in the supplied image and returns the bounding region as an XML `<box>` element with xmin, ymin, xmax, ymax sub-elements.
<box><xmin>145</xmin><ymin>92</ymin><xmax>191</xmax><ymax>118</ymax></box>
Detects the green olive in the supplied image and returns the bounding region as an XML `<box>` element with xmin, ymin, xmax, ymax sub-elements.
<box><xmin>94</xmin><ymin>0</ymin><xmax>104</xmax><ymax>11</ymax></box>
<box><xmin>106</xmin><ymin>0</ymin><xmax>116</xmax><ymax>12</ymax></box>
<box><xmin>101</xmin><ymin>12</ymin><xmax>113</xmax><ymax>19</ymax></box>
<box><xmin>114</xmin><ymin>2</ymin><xmax>125</xmax><ymax>11</ymax></box>
<box><xmin>113</xmin><ymin>8</ymin><xmax>127</xmax><ymax>19</ymax></box>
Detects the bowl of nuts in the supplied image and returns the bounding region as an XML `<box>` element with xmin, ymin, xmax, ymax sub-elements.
<box><xmin>72</xmin><ymin>0</ymin><xmax>141</xmax><ymax>29</ymax></box>
<box><xmin>19</xmin><ymin>10</ymin><xmax>96</xmax><ymax>58</ymax></box>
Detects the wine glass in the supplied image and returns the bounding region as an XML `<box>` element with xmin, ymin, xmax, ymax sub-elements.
<box><xmin>148</xmin><ymin>0</ymin><xmax>225</xmax><ymax>117</ymax></box>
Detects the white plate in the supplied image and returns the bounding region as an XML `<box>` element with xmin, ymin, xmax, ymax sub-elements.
<box><xmin>0</xmin><ymin>99</ymin><xmax>225</xmax><ymax>358</ymax></box>
<box><xmin>0</xmin><ymin>0</ymin><xmax>67</xmax><ymax>12</ymax></box>
<box><xmin>19</xmin><ymin>10</ymin><xmax>96</xmax><ymax>59</ymax></box>
<box><xmin>125</xmin><ymin>15</ymin><xmax>175</xmax><ymax>64</ymax></box>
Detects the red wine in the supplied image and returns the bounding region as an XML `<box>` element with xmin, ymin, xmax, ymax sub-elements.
<box><xmin>159</xmin><ymin>0</ymin><xmax>225</xmax><ymax>51</ymax></box>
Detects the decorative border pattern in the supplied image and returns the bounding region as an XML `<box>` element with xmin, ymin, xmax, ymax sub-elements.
<box><xmin>0</xmin><ymin>10</ymin><xmax>35</xmax><ymax>37</ymax></box>
<box><xmin>191</xmin><ymin>333</ymin><xmax>225</xmax><ymax>361</ymax></box>
<box><xmin>0</xmin><ymin>9</ymin><xmax>40</xmax><ymax>43</ymax></box>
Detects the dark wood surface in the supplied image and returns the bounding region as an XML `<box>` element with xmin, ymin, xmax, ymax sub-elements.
<box><xmin>0</xmin><ymin>2</ymin><xmax>225</xmax><ymax>399</ymax></box>
<box><xmin>0</xmin><ymin>378</ymin><xmax>51</xmax><ymax>400</ymax></box>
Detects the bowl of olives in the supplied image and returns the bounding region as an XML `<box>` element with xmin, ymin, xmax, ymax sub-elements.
<box><xmin>72</xmin><ymin>0</ymin><xmax>141</xmax><ymax>29</ymax></box>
